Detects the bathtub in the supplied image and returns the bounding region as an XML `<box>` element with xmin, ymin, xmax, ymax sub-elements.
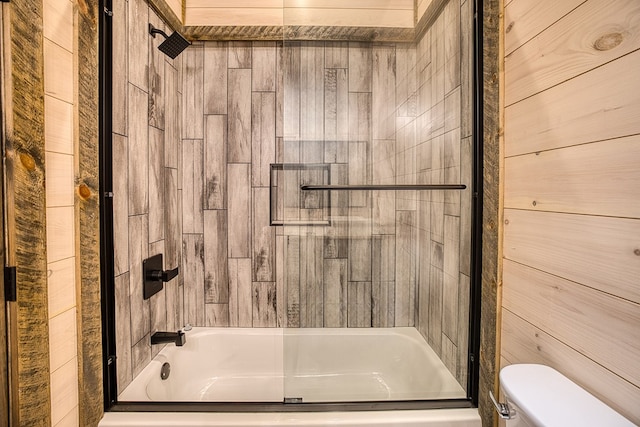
<box><xmin>100</xmin><ymin>327</ymin><xmax>480</xmax><ymax>427</ymax></box>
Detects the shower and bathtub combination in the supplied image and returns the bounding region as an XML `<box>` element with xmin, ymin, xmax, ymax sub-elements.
<box><xmin>99</xmin><ymin>0</ymin><xmax>482</xmax><ymax>425</ymax></box>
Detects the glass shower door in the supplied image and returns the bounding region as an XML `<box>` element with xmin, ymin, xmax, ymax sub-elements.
<box><xmin>279</xmin><ymin>0</ymin><xmax>475</xmax><ymax>405</ymax></box>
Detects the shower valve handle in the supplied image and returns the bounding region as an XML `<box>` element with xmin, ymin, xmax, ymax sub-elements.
<box><xmin>147</xmin><ymin>267</ymin><xmax>179</xmax><ymax>283</ymax></box>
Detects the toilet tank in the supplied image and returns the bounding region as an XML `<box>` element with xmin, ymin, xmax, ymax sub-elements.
<box><xmin>499</xmin><ymin>364</ymin><xmax>635</xmax><ymax>427</ymax></box>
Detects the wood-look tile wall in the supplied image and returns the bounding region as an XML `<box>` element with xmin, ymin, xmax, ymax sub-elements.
<box><xmin>112</xmin><ymin>0</ymin><xmax>184</xmax><ymax>394</ymax></box>
<box><xmin>500</xmin><ymin>0</ymin><xmax>640</xmax><ymax>423</ymax></box>
<box><xmin>113</xmin><ymin>0</ymin><xmax>473</xmax><ymax>393</ymax></box>
<box><xmin>413</xmin><ymin>0</ymin><xmax>473</xmax><ymax>387</ymax></box>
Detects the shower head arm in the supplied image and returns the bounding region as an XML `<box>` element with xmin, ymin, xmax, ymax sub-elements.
<box><xmin>149</xmin><ymin>24</ymin><xmax>170</xmax><ymax>40</ymax></box>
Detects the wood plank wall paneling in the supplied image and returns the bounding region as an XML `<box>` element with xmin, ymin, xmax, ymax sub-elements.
<box><xmin>505</xmin><ymin>0</ymin><xmax>640</xmax><ymax>106</ymax></box>
<box><xmin>4</xmin><ymin>0</ymin><xmax>52</xmax><ymax>423</ymax></box>
<box><xmin>75</xmin><ymin>0</ymin><xmax>103</xmax><ymax>423</ymax></box>
<box><xmin>501</xmin><ymin>0</ymin><xmax>640</xmax><ymax>424</ymax></box>
<box><xmin>184</xmin><ymin>0</ymin><xmax>414</xmax><ymax>28</ymax></box>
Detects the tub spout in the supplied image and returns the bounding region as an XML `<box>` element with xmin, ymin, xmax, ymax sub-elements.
<box><xmin>151</xmin><ymin>330</ymin><xmax>186</xmax><ymax>346</ymax></box>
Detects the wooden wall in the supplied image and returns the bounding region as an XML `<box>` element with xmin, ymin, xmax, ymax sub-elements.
<box><xmin>500</xmin><ymin>0</ymin><xmax>640</xmax><ymax>424</ymax></box>
<box><xmin>184</xmin><ymin>0</ymin><xmax>414</xmax><ymax>28</ymax></box>
<box><xmin>43</xmin><ymin>0</ymin><xmax>80</xmax><ymax>424</ymax></box>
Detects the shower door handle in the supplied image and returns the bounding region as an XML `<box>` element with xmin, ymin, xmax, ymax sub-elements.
<box><xmin>300</xmin><ymin>184</ymin><xmax>466</xmax><ymax>191</ymax></box>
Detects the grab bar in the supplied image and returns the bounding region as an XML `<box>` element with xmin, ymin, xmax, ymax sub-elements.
<box><xmin>300</xmin><ymin>184</ymin><xmax>466</xmax><ymax>191</ymax></box>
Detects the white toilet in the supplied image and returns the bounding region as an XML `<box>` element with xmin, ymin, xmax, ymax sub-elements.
<box><xmin>494</xmin><ymin>364</ymin><xmax>635</xmax><ymax>427</ymax></box>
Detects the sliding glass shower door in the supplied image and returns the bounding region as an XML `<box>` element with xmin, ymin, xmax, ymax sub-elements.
<box><xmin>279</xmin><ymin>0</ymin><xmax>475</xmax><ymax>404</ymax></box>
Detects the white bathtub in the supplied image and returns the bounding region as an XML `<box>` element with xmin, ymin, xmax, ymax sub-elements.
<box><xmin>100</xmin><ymin>327</ymin><xmax>480</xmax><ymax>427</ymax></box>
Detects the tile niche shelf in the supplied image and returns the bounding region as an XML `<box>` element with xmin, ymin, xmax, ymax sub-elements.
<box><xmin>270</xmin><ymin>163</ymin><xmax>331</xmax><ymax>226</ymax></box>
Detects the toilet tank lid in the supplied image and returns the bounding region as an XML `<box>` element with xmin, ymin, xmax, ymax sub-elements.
<box><xmin>500</xmin><ymin>364</ymin><xmax>634</xmax><ymax>427</ymax></box>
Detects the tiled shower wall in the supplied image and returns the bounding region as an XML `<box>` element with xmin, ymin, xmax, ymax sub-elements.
<box><xmin>113</xmin><ymin>0</ymin><xmax>472</xmax><ymax>393</ymax></box>
<box><xmin>178</xmin><ymin>40</ymin><xmax>427</xmax><ymax>330</ymax></box>
<box><xmin>112</xmin><ymin>0</ymin><xmax>184</xmax><ymax>393</ymax></box>
<box><xmin>413</xmin><ymin>0</ymin><xmax>474</xmax><ymax>387</ymax></box>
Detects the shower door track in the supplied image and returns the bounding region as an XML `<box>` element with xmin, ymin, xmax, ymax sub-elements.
<box><xmin>110</xmin><ymin>398</ymin><xmax>475</xmax><ymax>413</ymax></box>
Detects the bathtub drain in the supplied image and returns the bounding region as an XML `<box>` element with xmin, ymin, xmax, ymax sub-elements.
<box><xmin>160</xmin><ymin>362</ymin><xmax>171</xmax><ymax>380</ymax></box>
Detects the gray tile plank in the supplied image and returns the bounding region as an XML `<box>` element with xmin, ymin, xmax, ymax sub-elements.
<box><xmin>131</xmin><ymin>334</ymin><xmax>151</xmax><ymax>378</ymax></box>
<box><xmin>285</xmin><ymin>236</ymin><xmax>300</xmax><ymax>327</ymax></box>
<box><xmin>444</xmin><ymin>86</ymin><xmax>461</xmax><ymax>133</ymax></box>
<box><xmin>228</xmin><ymin>69</ymin><xmax>252</xmax><ymax>163</ymax></box>
<box><xmin>149</xmin><ymin>12</ymin><xmax>165</xmax><ymax>130</ymax></box>
<box><xmin>149</xmin><ymin>240</ymin><xmax>167</xmax><ymax>358</ymax></box>
<box><xmin>456</xmin><ymin>272</ymin><xmax>470</xmax><ymax>385</ymax></box>
<box><xmin>300</xmin><ymin>43</ymin><xmax>324</xmax><ymax>140</ymax></box>
<box><xmin>372</xmin><ymin>281</ymin><xmax>395</xmax><ymax>328</ymax></box>
<box><xmin>164</xmin><ymin>62</ymin><xmax>179</xmax><ymax>168</ymax></box>
<box><xmin>275</xmin><ymin>44</ymin><xmax>284</xmax><ymax>138</ymax></box>
<box><xmin>348</xmin><ymin>140</ymin><xmax>369</xmax><ymax>208</ymax></box>
<box><xmin>460</xmin><ymin>136</ymin><xmax>472</xmax><ymax>276</ymax></box>
<box><xmin>205</xmin><ymin>304</ymin><xmax>230</xmax><ymax>327</ymax></box>
<box><xmin>347</xmin><ymin>282</ymin><xmax>372</xmax><ymax>327</ymax></box>
<box><xmin>253</xmin><ymin>188</ymin><xmax>275</xmax><ymax>282</ymax></box>
<box><xmin>182</xmin><ymin>234</ymin><xmax>205</xmax><ymax>326</ymax></box>
<box><xmin>228</xmin><ymin>41</ymin><xmax>252</xmax><ymax>69</ymax></box>
<box><xmin>113</xmin><ymin>134</ymin><xmax>129</xmax><ymax>276</ymax></box>
<box><xmin>283</xmin><ymin>43</ymin><xmax>301</xmax><ymax>139</ymax></box>
<box><xmin>112</xmin><ymin>0</ymin><xmax>128</xmax><ymax>136</ymax></box>
<box><xmin>204</xmin><ymin>210</ymin><xmax>229</xmax><ymax>304</ymax></box>
<box><xmin>228</xmin><ymin>258</ymin><xmax>253</xmax><ymax>327</ymax></box>
<box><xmin>128</xmin><ymin>84</ymin><xmax>149</xmax><ymax>216</ymax></box>
<box><xmin>149</xmin><ymin>127</ymin><xmax>165</xmax><ymax>243</ymax></box>
<box><xmin>324</xmin><ymin>164</ymin><xmax>348</xmax><ymax>259</ymax></box>
<box><xmin>444</xmin><ymin>0</ymin><xmax>461</xmax><ymax>95</ymax></box>
<box><xmin>324</xmin><ymin>68</ymin><xmax>349</xmax><ymax>162</ymax></box>
<box><xmin>396</xmin><ymin>44</ymin><xmax>417</xmax><ymax>118</ymax></box>
<box><xmin>252</xmin><ymin>282</ymin><xmax>278</xmax><ymax>327</ymax></box>
<box><xmin>115</xmin><ymin>272</ymin><xmax>132</xmax><ymax>393</ymax></box>
<box><xmin>348</xmin><ymin>207</ymin><xmax>372</xmax><ymax>282</ymax></box>
<box><xmin>348</xmin><ymin>42</ymin><xmax>372</xmax><ymax>92</ymax></box>
<box><xmin>460</xmin><ymin>0</ymin><xmax>474</xmax><ymax>138</ymax></box>
<box><xmin>182</xmin><ymin>139</ymin><xmax>204</xmax><ymax>234</ymax></box>
<box><xmin>444</xmin><ymin>127</ymin><xmax>461</xmax><ymax>216</ymax></box>
<box><xmin>129</xmin><ymin>214</ymin><xmax>150</xmax><ymax>344</ymax></box>
<box><xmin>396</xmin><ymin>117</ymin><xmax>418</xmax><ymax>211</ymax></box>
<box><xmin>299</xmin><ymin>232</ymin><xmax>324</xmax><ymax>327</ymax></box>
<box><xmin>127</xmin><ymin>0</ymin><xmax>148</xmax><ymax>91</ymax></box>
<box><xmin>227</xmin><ymin>163</ymin><xmax>251</xmax><ymax>258</ymax></box>
<box><xmin>348</xmin><ymin>93</ymin><xmax>371</xmax><ymax>207</ymax></box>
<box><xmin>164</xmin><ymin>232</ymin><xmax>184</xmax><ymax>331</ymax></box>
<box><xmin>323</xmin><ymin>258</ymin><xmax>347</xmax><ymax>327</ymax></box>
<box><xmin>325</xmin><ymin>42</ymin><xmax>348</xmax><ymax>69</ymax></box>
<box><xmin>372</xmin><ymin>235</ymin><xmax>395</xmax><ymax>327</ymax></box>
<box><xmin>441</xmin><ymin>333</ymin><xmax>458</xmax><ymax>377</ymax></box>
<box><xmin>252</xmin><ymin>42</ymin><xmax>277</xmax><ymax>92</ymax></box>
<box><xmin>204</xmin><ymin>42</ymin><xmax>228</xmax><ymax>115</ymax></box>
<box><xmin>428</xmin><ymin>242</ymin><xmax>444</xmax><ymax>354</ymax></box>
<box><xmin>395</xmin><ymin>211</ymin><xmax>417</xmax><ymax>327</ymax></box>
<box><xmin>251</xmin><ymin>92</ymin><xmax>276</xmax><ymax>187</ymax></box>
<box><xmin>181</xmin><ymin>46</ymin><xmax>204</xmax><ymax>139</ymax></box>
<box><xmin>372</xmin><ymin>45</ymin><xmax>396</xmax><ymax>140</ymax></box>
<box><xmin>443</xmin><ymin>215</ymin><xmax>460</xmax><ymax>341</ymax></box>
<box><xmin>204</xmin><ymin>115</ymin><xmax>227</xmax><ymax>210</ymax></box>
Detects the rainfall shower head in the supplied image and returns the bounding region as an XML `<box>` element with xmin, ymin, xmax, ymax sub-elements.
<box><xmin>149</xmin><ymin>24</ymin><xmax>191</xmax><ymax>59</ymax></box>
